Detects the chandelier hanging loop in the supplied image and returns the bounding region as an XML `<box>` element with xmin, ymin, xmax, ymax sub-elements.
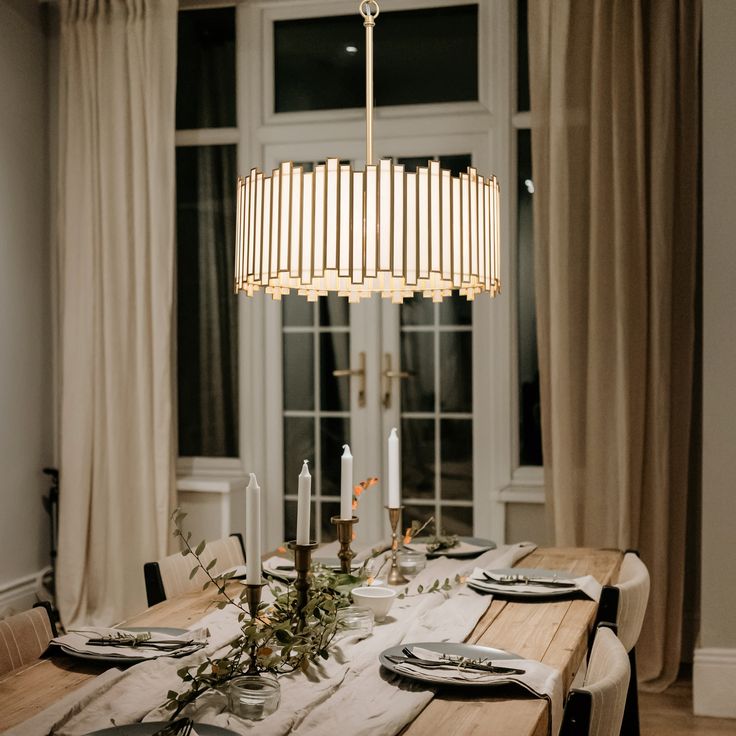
<box><xmin>359</xmin><ymin>0</ymin><xmax>380</xmax><ymax>23</ymax></box>
<box><xmin>235</xmin><ymin>0</ymin><xmax>500</xmax><ymax>304</ymax></box>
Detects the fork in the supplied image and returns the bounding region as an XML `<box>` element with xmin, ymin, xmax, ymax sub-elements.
<box><xmin>151</xmin><ymin>718</ymin><xmax>193</xmax><ymax>736</ymax></box>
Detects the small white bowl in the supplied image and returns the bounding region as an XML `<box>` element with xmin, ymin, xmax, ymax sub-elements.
<box><xmin>351</xmin><ymin>586</ymin><xmax>397</xmax><ymax>621</ymax></box>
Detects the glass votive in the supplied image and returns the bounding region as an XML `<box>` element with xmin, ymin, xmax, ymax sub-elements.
<box><xmin>228</xmin><ymin>673</ymin><xmax>280</xmax><ymax>720</ymax></box>
<box><xmin>397</xmin><ymin>548</ymin><xmax>427</xmax><ymax>578</ymax></box>
<box><xmin>336</xmin><ymin>605</ymin><xmax>374</xmax><ymax>638</ymax></box>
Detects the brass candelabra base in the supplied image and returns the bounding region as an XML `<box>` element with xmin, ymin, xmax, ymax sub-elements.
<box><xmin>386</xmin><ymin>505</ymin><xmax>409</xmax><ymax>585</ymax></box>
<box><xmin>287</xmin><ymin>540</ymin><xmax>319</xmax><ymax>625</ymax></box>
<box><xmin>330</xmin><ymin>515</ymin><xmax>359</xmax><ymax>573</ymax></box>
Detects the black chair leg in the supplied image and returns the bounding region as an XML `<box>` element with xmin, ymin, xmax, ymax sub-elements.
<box><xmin>620</xmin><ymin>647</ymin><xmax>640</xmax><ymax>736</ymax></box>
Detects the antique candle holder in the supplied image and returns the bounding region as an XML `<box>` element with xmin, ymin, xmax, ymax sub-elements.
<box><xmin>287</xmin><ymin>540</ymin><xmax>319</xmax><ymax>624</ymax></box>
<box><xmin>386</xmin><ymin>506</ymin><xmax>409</xmax><ymax>585</ymax></box>
<box><xmin>330</xmin><ymin>515</ymin><xmax>359</xmax><ymax>573</ymax></box>
<box><xmin>243</xmin><ymin>582</ymin><xmax>266</xmax><ymax>675</ymax></box>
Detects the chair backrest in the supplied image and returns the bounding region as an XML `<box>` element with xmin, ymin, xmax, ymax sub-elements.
<box><xmin>144</xmin><ymin>534</ymin><xmax>245</xmax><ymax>606</ymax></box>
<box><xmin>0</xmin><ymin>604</ymin><xmax>56</xmax><ymax>676</ymax></box>
<box><xmin>592</xmin><ymin>552</ymin><xmax>650</xmax><ymax>654</ymax></box>
<box><xmin>562</xmin><ymin>626</ymin><xmax>630</xmax><ymax>736</ymax></box>
<box><xmin>613</xmin><ymin>552</ymin><xmax>650</xmax><ymax>652</ymax></box>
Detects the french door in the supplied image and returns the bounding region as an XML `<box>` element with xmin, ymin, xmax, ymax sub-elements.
<box><xmin>262</xmin><ymin>135</ymin><xmax>496</xmax><ymax>548</ymax></box>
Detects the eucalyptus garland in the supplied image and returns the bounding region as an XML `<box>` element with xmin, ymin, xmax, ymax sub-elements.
<box><xmin>164</xmin><ymin>510</ymin><xmax>361</xmax><ymax>716</ymax></box>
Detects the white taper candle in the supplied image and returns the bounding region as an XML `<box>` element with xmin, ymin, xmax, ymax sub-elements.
<box><xmin>245</xmin><ymin>473</ymin><xmax>262</xmax><ymax>585</ymax></box>
<box><xmin>340</xmin><ymin>444</ymin><xmax>353</xmax><ymax>520</ymax></box>
<box><xmin>296</xmin><ymin>460</ymin><xmax>312</xmax><ymax>545</ymax></box>
<box><xmin>388</xmin><ymin>427</ymin><xmax>400</xmax><ymax>508</ymax></box>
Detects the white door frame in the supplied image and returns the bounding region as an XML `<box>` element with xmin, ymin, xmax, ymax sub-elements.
<box><xmin>237</xmin><ymin>0</ymin><xmax>516</xmax><ymax>551</ymax></box>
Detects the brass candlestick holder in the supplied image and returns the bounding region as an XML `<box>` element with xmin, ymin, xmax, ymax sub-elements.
<box><xmin>287</xmin><ymin>540</ymin><xmax>318</xmax><ymax>625</ymax></box>
<box><xmin>330</xmin><ymin>515</ymin><xmax>359</xmax><ymax>573</ymax></box>
<box><xmin>243</xmin><ymin>582</ymin><xmax>266</xmax><ymax>675</ymax></box>
<box><xmin>386</xmin><ymin>506</ymin><xmax>409</xmax><ymax>585</ymax></box>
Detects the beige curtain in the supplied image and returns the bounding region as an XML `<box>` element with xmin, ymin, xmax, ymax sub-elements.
<box><xmin>56</xmin><ymin>0</ymin><xmax>178</xmax><ymax>627</ymax></box>
<box><xmin>528</xmin><ymin>0</ymin><xmax>700</xmax><ymax>690</ymax></box>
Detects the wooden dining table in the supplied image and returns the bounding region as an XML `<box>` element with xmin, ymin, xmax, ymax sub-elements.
<box><xmin>0</xmin><ymin>547</ymin><xmax>621</xmax><ymax>735</ymax></box>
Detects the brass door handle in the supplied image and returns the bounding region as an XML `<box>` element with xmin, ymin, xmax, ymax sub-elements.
<box><xmin>332</xmin><ymin>351</ymin><xmax>366</xmax><ymax>407</ymax></box>
<box><xmin>382</xmin><ymin>353</ymin><xmax>414</xmax><ymax>408</ymax></box>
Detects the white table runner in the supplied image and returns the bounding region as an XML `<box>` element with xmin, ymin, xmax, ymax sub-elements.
<box><xmin>8</xmin><ymin>542</ymin><xmax>567</xmax><ymax>736</ymax></box>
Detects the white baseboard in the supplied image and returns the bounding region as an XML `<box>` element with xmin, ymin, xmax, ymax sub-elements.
<box><xmin>0</xmin><ymin>567</ymin><xmax>52</xmax><ymax>618</ymax></box>
<box><xmin>693</xmin><ymin>647</ymin><xmax>736</xmax><ymax>719</ymax></box>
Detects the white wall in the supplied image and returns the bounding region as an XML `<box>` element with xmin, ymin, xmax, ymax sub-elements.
<box><xmin>0</xmin><ymin>0</ymin><xmax>52</xmax><ymax>614</ymax></box>
<box><xmin>694</xmin><ymin>0</ymin><xmax>736</xmax><ymax>719</ymax></box>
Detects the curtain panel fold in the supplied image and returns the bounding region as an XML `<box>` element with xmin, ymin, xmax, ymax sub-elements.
<box><xmin>528</xmin><ymin>0</ymin><xmax>700</xmax><ymax>690</ymax></box>
<box><xmin>57</xmin><ymin>0</ymin><xmax>178</xmax><ymax>626</ymax></box>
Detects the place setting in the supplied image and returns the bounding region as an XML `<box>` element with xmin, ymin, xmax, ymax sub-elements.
<box><xmin>378</xmin><ymin>641</ymin><xmax>564</xmax><ymax>733</ymax></box>
<box><xmin>50</xmin><ymin>626</ymin><xmax>209</xmax><ymax>664</ymax></box>
<box><xmin>466</xmin><ymin>566</ymin><xmax>603</xmax><ymax>600</ymax></box>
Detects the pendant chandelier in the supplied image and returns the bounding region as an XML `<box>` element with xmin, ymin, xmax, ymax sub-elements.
<box><xmin>234</xmin><ymin>0</ymin><xmax>500</xmax><ymax>304</ymax></box>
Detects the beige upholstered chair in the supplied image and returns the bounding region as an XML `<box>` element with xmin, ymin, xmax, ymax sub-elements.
<box><xmin>593</xmin><ymin>551</ymin><xmax>650</xmax><ymax>735</ymax></box>
<box><xmin>611</xmin><ymin>552</ymin><xmax>650</xmax><ymax>653</ymax></box>
<box><xmin>0</xmin><ymin>604</ymin><xmax>56</xmax><ymax>676</ymax></box>
<box><xmin>144</xmin><ymin>534</ymin><xmax>245</xmax><ymax>606</ymax></box>
<box><xmin>561</xmin><ymin>625</ymin><xmax>631</xmax><ymax>736</ymax></box>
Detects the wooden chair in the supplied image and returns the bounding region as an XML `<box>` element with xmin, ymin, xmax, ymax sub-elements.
<box><xmin>144</xmin><ymin>533</ymin><xmax>246</xmax><ymax>606</ymax></box>
<box><xmin>0</xmin><ymin>602</ymin><xmax>57</xmax><ymax>676</ymax></box>
<box><xmin>561</xmin><ymin>625</ymin><xmax>631</xmax><ymax>736</ymax></box>
<box><xmin>592</xmin><ymin>551</ymin><xmax>650</xmax><ymax>736</ymax></box>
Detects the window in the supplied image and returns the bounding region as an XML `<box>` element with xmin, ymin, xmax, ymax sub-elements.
<box><xmin>175</xmin><ymin>7</ymin><xmax>239</xmax><ymax>458</ymax></box>
<box><xmin>274</xmin><ymin>5</ymin><xmax>478</xmax><ymax>112</ymax></box>
<box><xmin>514</xmin><ymin>0</ymin><xmax>542</xmax><ymax>467</ymax></box>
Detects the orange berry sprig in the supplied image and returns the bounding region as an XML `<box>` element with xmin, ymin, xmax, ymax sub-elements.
<box><xmin>352</xmin><ymin>476</ymin><xmax>379</xmax><ymax>510</ymax></box>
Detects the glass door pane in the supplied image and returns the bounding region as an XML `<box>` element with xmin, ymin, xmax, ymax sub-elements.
<box><xmin>398</xmin><ymin>295</ymin><xmax>474</xmax><ymax>537</ymax></box>
<box><xmin>381</xmin><ymin>154</ymin><xmax>476</xmax><ymax>538</ymax></box>
<box><xmin>282</xmin><ymin>293</ymin><xmax>351</xmax><ymax>543</ymax></box>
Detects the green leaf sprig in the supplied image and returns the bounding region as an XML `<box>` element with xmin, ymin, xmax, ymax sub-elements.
<box><xmin>164</xmin><ymin>509</ymin><xmax>353</xmax><ymax>716</ymax></box>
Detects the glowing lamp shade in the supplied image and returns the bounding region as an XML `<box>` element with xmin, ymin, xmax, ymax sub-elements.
<box><xmin>234</xmin><ymin>1</ymin><xmax>500</xmax><ymax>304</ymax></box>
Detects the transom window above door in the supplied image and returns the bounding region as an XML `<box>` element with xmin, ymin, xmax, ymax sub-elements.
<box><xmin>273</xmin><ymin>4</ymin><xmax>478</xmax><ymax>113</ymax></box>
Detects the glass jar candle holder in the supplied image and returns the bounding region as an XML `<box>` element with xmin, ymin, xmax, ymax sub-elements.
<box><xmin>336</xmin><ymin>605</ymin><xmax>374</xmax><ymax>638</ymax></box>
<box><xmin>397</xmin><ymin>548</ymin><xmax>427</xmax><ymax>578</ymax></box>
<box><xmin>228</xmin><ymin>673</ymin><xmax>280</xmax><ymax>720</ymax></box>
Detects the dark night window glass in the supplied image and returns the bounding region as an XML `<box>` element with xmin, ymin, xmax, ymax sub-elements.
<box><xmin>176</xmin><ymin>145</ymin><xmax>239</xmax><ymax>457</ymax></box>
<box><xmin>177</xmin><ymin>8</ymin><xmax>236</xmax><ymax>129</ymax></box>
<box><xmin>517</xmin><ymin>129</ymin><xmax>541</xmax><ymax>465</ymax></box>
<box><xmin>274</xmin><ymin>5</ymin><xmax>478</xmax><ymax>113</ymax></box>
<box><xmin>517</xmin><ymin>0</ymin><xmax>530</xmax><ymax>112</ymax></box>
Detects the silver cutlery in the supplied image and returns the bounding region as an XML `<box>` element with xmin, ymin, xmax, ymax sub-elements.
<box><xmin>151</xmin><ymin>718</ymin><xmax>193</xmax><ymax>736</ymax></box>
<box><xmin>392</xmin><ymin>648</ymin><xmax>527</xmax><ymax>675</ymax></box>
<box><xmin>481</xmin><ymin>572</ymin><xmax>576</xmax><ymax>588</ymax></box>
<box><xmin>387</xmin><ymin>655</ymin><xmax>526</xmax><ymax>675</ymax></box>
<box><xmin>84</xmin><ymin>633</ymin><xmax>203</xmax><ymax>652</ymax></box>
